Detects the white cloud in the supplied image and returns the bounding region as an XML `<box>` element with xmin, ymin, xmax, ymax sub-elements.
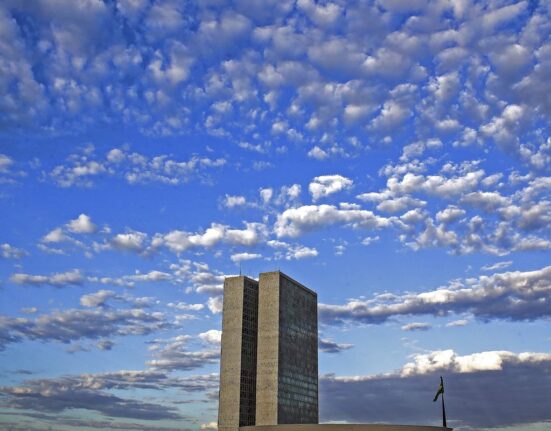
<box><xmin>361</xmin><ymin>236</ymin><xmax>380</xmax><ymax>246</ymax></box>
<box><xmin>309</xmin><ymin>174</ymin><xmax>353</xmax><ymax>201</ymax></box>
<box><xmin>446</xmin><ymin>319</ymin><xmax>469</xmax><ymax>327</ymax></box>
<box><xmin>230</xmin><ymin>252</ymin><xmax>262</xmax><ymax>263</ymax></box>
<box><xmin>199</xmin><ymin>329</ymin><xmax>222</xmax><ymax>345</ymax></box>
<box><xmin>286</xmin><ymin>244</ymin><xmax>318</xmax><ymax>260</ymax></box>
<box><xmin>322</xmin><ymin>348</ymin><xmax>551</xmax><ymax>428</ymax></box>
<box><xmin>259</xmin><ymin>188</ymin><xmax>273</xmax><ymax>204</ymax></box>
<box><xmin>10</xmin><ymin>269</ymin><xmax>84</xmax><ymax>287</ymax></box>
<box><xmin>168</xmin><ymin>302</ymin><xmax>204</xmax><ymax>311</ymax></box>
<box><xmin>112</xmin><ymin>231</ymin><xmax>148</xmax><ymax>251</ymax></box>
<box><xmin>319</xmin><ymin>265</ymin><xmax>551</xmax><ymax>324</ymax></box>
<box><xmin>267</xmin><ymin>239</ymin><xmax>318</xmax><ymax>260</ymax></box>
<box><xmin>223</xmin><ymin>194</ymin><xmax>247</xmax><ymax>208</ymax></box>
<box><xmin>435</xmin><ymin>206</ymin><xmax>465</xmax><ymax>224</ymax></box>
<box><xmin>401</xmin><ymin>349</ymin><xmax>551</xmax><ymax>376</ymax></box>
<box><xmin>401</xmin><ymin>322</ymin><xmax>431</xmax><ymax>331</ymax></box>
<box><xmin>66</xmin><ymin>213</ymin><xmax>97</xmax><ymax>233</ymax></box>
<box><xmin>42</xmin><ymin>227</ymin><xmax>72</xmax><ymax>243</ymax></box>
<box><xmin>80</xmin><ymin>290</ymin><xmax>117</xmax><ymax>307</ymax></box>
<box><xmin>400</xmin><ymin>139</ymin><xmax>442</xmax><ymax>161</ymax></box>
<box><xmin>207</xmin><ymin>296</ymin><xmax>223</xmax><ymax>314</ymax></box>
<box><xmin>1</xmin><ymin>243</ymin><xmax>26</xmax><ymax>259</ymax></box>
<box><xmin>307</xmin><ymin>146</ymin><xmax>329</xmax><ymax>160</ymax></box>
<box><xmin>0</xmin><ymin>154</ymin><xmax>14</xmax><ymax>172</ymax></box>
<box><xmin>49</xmin><ymin>146</ymin><xmax>226</xmax><ymax>187</ymax></box>
<box><xmin>319</xmin><ymin>338</ymin><xmax>353</xmax><ymax>353</ymax></box>
<box><xmin>159</xmin><ymin>222</ymin><xmax>267</xmax><ymax>253</ymax></box>
<box><xmin>481</xmin><ymin>261</ymin><xmax>513</xmax><ymax>271</ymax></box>
<box><xmin>275</xmin><ymin>204</ymin><xmax>391</xmax><ymax>238</ymax></box>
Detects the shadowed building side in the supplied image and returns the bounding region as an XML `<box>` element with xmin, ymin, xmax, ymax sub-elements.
<box><xmin>256</xmin><ymin>271</ymin><xmax>318</xmax><ymax>425</ymax></box>
<box><xmin>218</xmin><ymin>276</ymin><xmax>259</xmax><ymax>431</ymax></box>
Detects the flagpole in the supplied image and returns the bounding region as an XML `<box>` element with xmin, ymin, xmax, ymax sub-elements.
<box><xmin>441</xmin><ymin>390</ymin><xmax>447</xmax><ymax>428</ymax></box>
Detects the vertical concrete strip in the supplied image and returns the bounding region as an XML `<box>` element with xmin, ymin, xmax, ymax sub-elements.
<box><xmin>256</xmin><ymin>271</ymin><xmax>281</xmax><ymax>425</ymax></box>
<box><xmin>219</xmin><ymin>277</ymin><xmax>248</xmax><ymax>431</ymax></box>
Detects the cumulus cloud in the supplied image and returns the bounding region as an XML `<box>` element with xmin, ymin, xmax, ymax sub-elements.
<box><xmin>309</xmin><ymin>175</ymin><xmax>353</xmax><ymax>201</ymax></box>
<box><xmin>0</xmin><ymin>307</ymin><xmax>169</xmax><ymax>350</ymax></box>
<box><xmin>401</xmin><ymin>322</ymin><xmax>431</xmax><ymax>332</ymax></box>
<box><xmin>0</xmin><ymin>368</ymin><xmax>218</xmax><ymax>424</ymax></box>
<box><xmin>319</xmin><ymin>265</ymin><xmax>551</xmax><ymax>325</ymax></box>
<box><xmin>0</xmin><ymin>378</ymin><xmax>182</xmax><ymax>420</ymax></box>
<box><xmin>167</xmin><ymin>302</ymin><xmax>204</xmax><ymax>311</ymax></box>
<box><xmin>206</xmin><ymin>296</ymin><xmax>223</xmax><ymax>315</ymax></box>
<box><xmin>275</xmin><ymin>204</ymin><xmax>391</xmax><ymax>238</ymax></box>
<box><xmin>80</xmin><ymin>290</ymin><xmax>118</xmax><ymax>308</ymax></box>
<box><xmin>230</xmin><ymin>252</ymin><xmax>262</xmax><ymax>263</ymax></box>
<box><xmin>10</xmin><ymin>269</ymin><xmax>84</xmax><ymax>287</ymax></box>
<box><xmin>0</xmin><ymin>369</ymin><xmax>219</xmax><ymax>421</ymax></box>
<box><xmin>169</xmin><ymin>260</ymin><xmax>226</xmax><ymax>295</ymax></box>
<box><xmin>307</xmin><ymin>146</ymin><xmax>329</xmax><ymax>160</ymax></box>
<box><xmin>66</xmin><ymin>214</ymin><xmax>97</xmax><ymax>233</ymax></box>
<box><xmin>199</xmin><ymin>329</ymin><xmax>222</xmax><ymax>345</ymax></box>
<box><xmin>48</xmin><ymin>146</ymin><xmax>226</xmax><ymax>187</ymax></box>
<box><xmin>223</xmin><ymin>194</ymin><xmax>247</xmax><ymax>208</ymax></box>
<box><xmin>157</xmin><ymin>222</ymin><xmax>267</xmax><ymax>253</ymax></box>
<box><xmin>0</xmin><ymin>243</ymin><xmax>26</xmax><ymax>259</ymax></box>
<box><xmin>319</xmin><ymin>338</ymin><xmax>353</xmax><ymax>353</ymax></box>
<box><xmin>0</xmin><ymin>0</ymin><xmax>549</xmax><ymax>173</ymax></box>
<box><xmin>321</xmin><ymin>349</ymin><xmax>551</xmax><ymax>428</ymax></box>
<box><xmin>267</xmin><ymin>240</ymin><xmax>319</xmax><ymax>260</ymax></box>
<box><xmin>146</xmin><ymin>336</ymin><xmax>219</xmax><ymax>371</ymax></box>
<box><xmin>446</xmin><ymin>319</ymin><xmax>470</xmax><ymax>327</ymax></box>
<box><xmin>112</xmin><ymin>231</ymin><xmax>148</xmax><ymax>252</ymax></box>
<box><xmin>481</xmin><ymin>261</ymin><xmax>513</xmax><ymax>271</ymax></box>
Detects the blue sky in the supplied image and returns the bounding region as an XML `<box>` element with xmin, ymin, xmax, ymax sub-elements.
<box><xmin>0</xmin><ymin>0</ymin><xmax>550</xmax><ymax>430</ymax></box>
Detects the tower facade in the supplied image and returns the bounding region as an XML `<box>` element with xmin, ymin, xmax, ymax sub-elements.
<box><xmin>218</xmin><ymin>276</ymin><xmax>259</xmax><ymax>431</ymax></box>
<box><xmin>218</xmin><ymin>271</ymin><xmax>318</xmax><ymax>431</ymax></box>
<box><xmin>256</xmin><ymin>271</ymin><xmax>318</xmax><ymax>425</ymax></box>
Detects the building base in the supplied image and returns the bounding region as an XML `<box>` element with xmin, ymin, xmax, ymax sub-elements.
<box><xmin>241</xmin><ymin>424</ymin><xmax>452</xmax><ymax>431</ymax></box>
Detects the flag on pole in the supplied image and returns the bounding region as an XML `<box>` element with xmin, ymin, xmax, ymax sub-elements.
<box><xmin>433</xmin><ymin>376</ymin><xmax>444</xmax><ymax>402</ymax></box>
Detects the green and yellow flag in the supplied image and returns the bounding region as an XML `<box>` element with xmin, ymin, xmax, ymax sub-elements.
<box><xmin>433</xmin><ymin>376</ymin><xmax>444</xmax><ymax>402</ymax></box>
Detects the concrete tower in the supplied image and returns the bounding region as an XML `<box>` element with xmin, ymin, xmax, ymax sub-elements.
<box><xmin>218</xmin><ymin>276</ymin><xmax>259</xmax><ymax>431</ymax></box>
<box><xmin>218</xmin><ymin>271</ymin><xmax>318</xmax><ymax>431</ymax></box>
<box><xmin>256</xmin><ymin>271</ymin><xmax>318</xmax><ymax>425</ymax></box>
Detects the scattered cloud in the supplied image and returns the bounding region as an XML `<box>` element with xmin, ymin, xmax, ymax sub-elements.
<box><xmin>10</xmin><ymin>269</ymin><xmax>84</xmax><ymax>287</ymax></box>
<box><xmin>319</xmin><ymin>338</ymin><xmax>353</xmax><ymax>353</ymax></box>
<box><xmin>223</xmin><ymin>194</ymin><xmax>247</xmax><ymax>208</ymax></box>
<box><xmin>49</xmin><ymin>146</ymin><xmax>226</xmax><ymax>187</ymax></box>
<box><xmin>321</xmin><ymin>349</ymin><xmax>551</xmax><ymax>428</ymax></box>
<box><xmin>275</xmin><ymin>205</ymin><xmax>391</xmax><ymax>238</ymax></box>
<box><xmin>0</xmin><ymin>307</ymin><xmax>169</xmax><ymax>350</ymax></box>
<box><xmin>309</xmin><ymin>175</ymin><xmax>353</xmax><ymax>202</ymax></box>
<box><xmin>230</xmin><ymin>252</ymin><xmax>262</xmax><ymax>263</ymax></box>
<box><xmin>66</xmin><ymin>214</ymin><xmax>97</xmax><ymax>234</ymax></box>
<box><xmin>446</xmin><ymin>319</ymin><xmax>470</xmax><ymax>327</ymax></box>
<box><xmin>267</xmin><ymin>240</ymin><xmax>319</xmax><ymax>260</ymax></box>
<box><xmin>0</xmin><ymin>369</ymin><xmax>218</xmax><ymax>421</ymax></box>
<box><xmin>481</xmin><ymin>261</ymin><xmax>513</xmax><ymax>271</ymax></box>
<box><xmin>199</xmin><ymin>330</ymin><xmax>222</xmax><ymax>345</ymax></box>
<box><xmin>146</xmin><ymin>336</ymin><xmax>219</xmax><ymax>371</ymax></box>
<box><xmin>401</xmin><ymin>322</ymin><xmax>431</xmax><ymax>332</ymax></box>
<box><xmin>320</xmin><ymin>265</ymin><xmax>551</xmax><ymax>325</ymax></box>
<box><xmin>0</xmin><ymin>243</ymin><xmax>26</xmax><ymax>259</ymax></box>
<box><xmin>157</xmin><ymin>222</ymin><xmax>267</xmax><ymax>253</ymax></box>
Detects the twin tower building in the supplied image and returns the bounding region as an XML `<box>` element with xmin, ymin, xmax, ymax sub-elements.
<box><xmin>218</xmin><ymin>271</ymin><xmax>319</xmax><ymax>431</ymax></box>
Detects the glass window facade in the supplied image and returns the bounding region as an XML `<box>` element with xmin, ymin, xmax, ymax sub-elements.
<box><xmin>277</xmin><ymin>275</ymin><xmax>319</xmax><ymax>424</ymax></box>
<box><xmin>239</xmin><ymin>278</ymin><xmax>259</xmax><ymax>427</ymax></box>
